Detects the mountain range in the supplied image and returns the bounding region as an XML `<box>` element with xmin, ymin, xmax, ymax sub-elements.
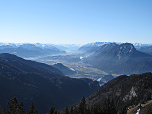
<box><xmin>138</xmin><ymin>45</ymin><xmax>152</xmax><ymax>55</ymax></box>
<box><xmin>83</xmin><ymin>43</ymin><xmax>152</xmax><ymax>74</ymax></box>
<box><xmin>78</xmin><ymin>42</ymin><xmax>151</xmax><ymax>54</ymax></box>
<box><xmin>0</xmin><ymin>43</ymin><xmax>66</xmax><ymax>58</ymax></box>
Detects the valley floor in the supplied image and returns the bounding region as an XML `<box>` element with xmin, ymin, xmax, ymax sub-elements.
<box><xmin>32</xmin><ymin>55</ymin><xmax>119</xmax><ymax>80</ymax></box>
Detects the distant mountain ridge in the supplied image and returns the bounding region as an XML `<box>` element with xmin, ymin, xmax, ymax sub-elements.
<box><xmin>94</xmin><ymin>43</ymin><xmax>118</xmax><ymax>56</ymax></box>
<box><xmin>84</xmin><ymin>43</ymin><xmax>152</xmax><ymax>74</ymax></box>
<box><xmin>96</xmin><ymin>43</ymin><xmax>151</xmax><ymax>60</ymax></box>
<box><xmin>78</xmin><ymin>42</ymin><xmax>152</xmax><ymax>54</ymax></box>
<box><xmin>0</xmin><ymin>43</ymin><xmax>66</xmax><ymax>58</ymax></box>
<box><xmin>138</xmin><ymin>45</ymin><xmax>152</xmax><ymax>55</ymax></box>
<box><xmin>78</xmin><ymin>42</ymin><xmax>112</xmax><ymax>53</ymax></box>
<box><xmin>0</xmin><ymin>42</ymin><xmax>151</xmax><ymax>56</ymax></box>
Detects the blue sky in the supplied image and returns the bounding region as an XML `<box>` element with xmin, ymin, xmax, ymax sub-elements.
<box><xmin>0</xmin><ymin>0</ymin><xmax>152</xmax><ymax>44</ymax></box>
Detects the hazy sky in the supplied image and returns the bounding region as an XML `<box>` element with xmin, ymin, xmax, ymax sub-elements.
<box><xmin>0</xmin><ymin>0</ymin><xmax>152</xmax><ymax>44</ymax></box>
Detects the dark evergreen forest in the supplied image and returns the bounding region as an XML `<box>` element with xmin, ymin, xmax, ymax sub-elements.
<box><xmin>1</xmin><ymin>96</ymin><xmax>152</xmax><ymax>114</ymax></box>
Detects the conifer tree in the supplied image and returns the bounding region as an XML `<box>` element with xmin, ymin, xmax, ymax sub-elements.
<box><xmin>53</xmin><ymin>109</ymin><xmax>57</xmax><ymax>114</ymax></box>
<box><xmin>85</xmin><ymin>106</ymin><xmax>91</xmax><ymax>114</ymax></box>
<box><xmin>102</xmin><ymin>97</ymin><xmax>117</xmax><ymax>114</ymax></box>
<box><xmin>102</xmin><ymin>98</ymin><xmax>108</xmax><ymax>114</ymax></box>
<box><xmin>78</xmin><ymin>96</ymin><xmax>86</xmax><ymax>114</ymax></box>
<box><xmin>64</xmin><ymin>106</ymin><xmax>69</xmax><ymax>114</ymax></box>
<box><xmin>69</xmin><ymin>106</ymin><xmax>73</xmax><ymax>114</ymax></box>
<box><xmin>109</xmin><ymin>98</ymin><xmax>117</xmax><ymax>114</ymax></box>
<box><xmin>146</xmin><ymin>92</ymin><xmax>151</xmax><ymax>100</ymax></box>
<box><xmin>26</xmin><ymin>102</ymin><xmax>38</xmax><ymax>114</ymax></box>
<box><xmin>48</xmin><ymin>106</ymin><xmax>56</xmax><ymax>114</ymax></box>
<box><xmin>57</xmin><ymin>112</ymin><xmax>61</xmax><ymax>114</ymax></box>
<box><xmin>0</xmin><ymin>106</ymin><xmax>3</xmax><ymax>114</ymax></box>
<box><xmin>2</xmin><ymin>105</ymin><xmax>7</xmax><ymax>114</ymax></box>
<box><xmin>90</xmin><ymin>104</ymin><xmax>102</xmax><ymax>114</ymax></box>
<box><xmin>118</xmin><ymin>105</ymin><xmax>127</xmax><ymax>114</ymax></box>
<box><xmin>73</xmin><ymin>107</ymin><xmax>78</xmax><ymax>114</ymax></box>
<box><xmin>7</xmin><ymin>96</ymin><xmax>25</xmax><ymax>114</ymax></box>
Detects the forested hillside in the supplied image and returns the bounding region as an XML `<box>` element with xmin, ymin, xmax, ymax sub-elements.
<box><xmin>85</xmin><ymin>72</ymin><xmax>152</xmax><ymax>110</ymax></box>
<box><xmin>0</xmin><ymin>53</ymin><xmax>99</xmax><ymax>114</ymax></box>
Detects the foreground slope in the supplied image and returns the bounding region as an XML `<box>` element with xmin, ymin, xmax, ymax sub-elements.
<box><xmin>127</xmin><ymin>100</ymin><xmax>152</xmax><ymax>114</ymax></box>
<box><xmin>85</xmin><ymin>72</ymin><xmax>152</xmax><ymax>110</ymax></box>
<box><xmin>0</xmin><ymin>53</ymin><xmax>99</xmax><ymax>114</ymax></box>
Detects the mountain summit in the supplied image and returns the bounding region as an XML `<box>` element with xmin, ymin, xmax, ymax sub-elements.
<box><xmin>84</xmin><ymin>43</ymin><xmax>152</xmax><ymax>74</ymax></box>
<box><xmin>104</xmin><ymin>43</ymin><xmax>150</xmax><ymax>60</ymax></box>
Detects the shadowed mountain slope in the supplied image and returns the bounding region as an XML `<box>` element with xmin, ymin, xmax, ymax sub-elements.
<box><xmin>0</xmin><ymin>53</ymin><xmax>64</xmax><ymax>75</ymax></box>
<box><xmin>53</xmin><ymin>63</ymin><xmax>76</xmax><ymax>76</ymax></box>
<box><xmin>85</xmin><ymin>72</ymin><xmax>152</xmax><ymax>111</ymax></box>
<box><xmin>0</xmin><ymin>53</ymin><xmax>99</xmax><ymax>114</ymax></box>
<box><xmin>84</xmin><ymin>43</ymin><xmax>152</xmax><ymax>74</ymax></box>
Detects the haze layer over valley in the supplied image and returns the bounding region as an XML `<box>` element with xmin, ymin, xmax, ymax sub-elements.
<box><xmin>1</xmin><ymin>42</ymin><xmax>152</xmax><ymax>83</ymax></box>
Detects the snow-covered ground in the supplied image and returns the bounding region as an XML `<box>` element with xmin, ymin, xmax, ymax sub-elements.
<box><xmin>136</xmin><ymin>108</ymin><xmax>140</xmax><ymax>114</ymax></box>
